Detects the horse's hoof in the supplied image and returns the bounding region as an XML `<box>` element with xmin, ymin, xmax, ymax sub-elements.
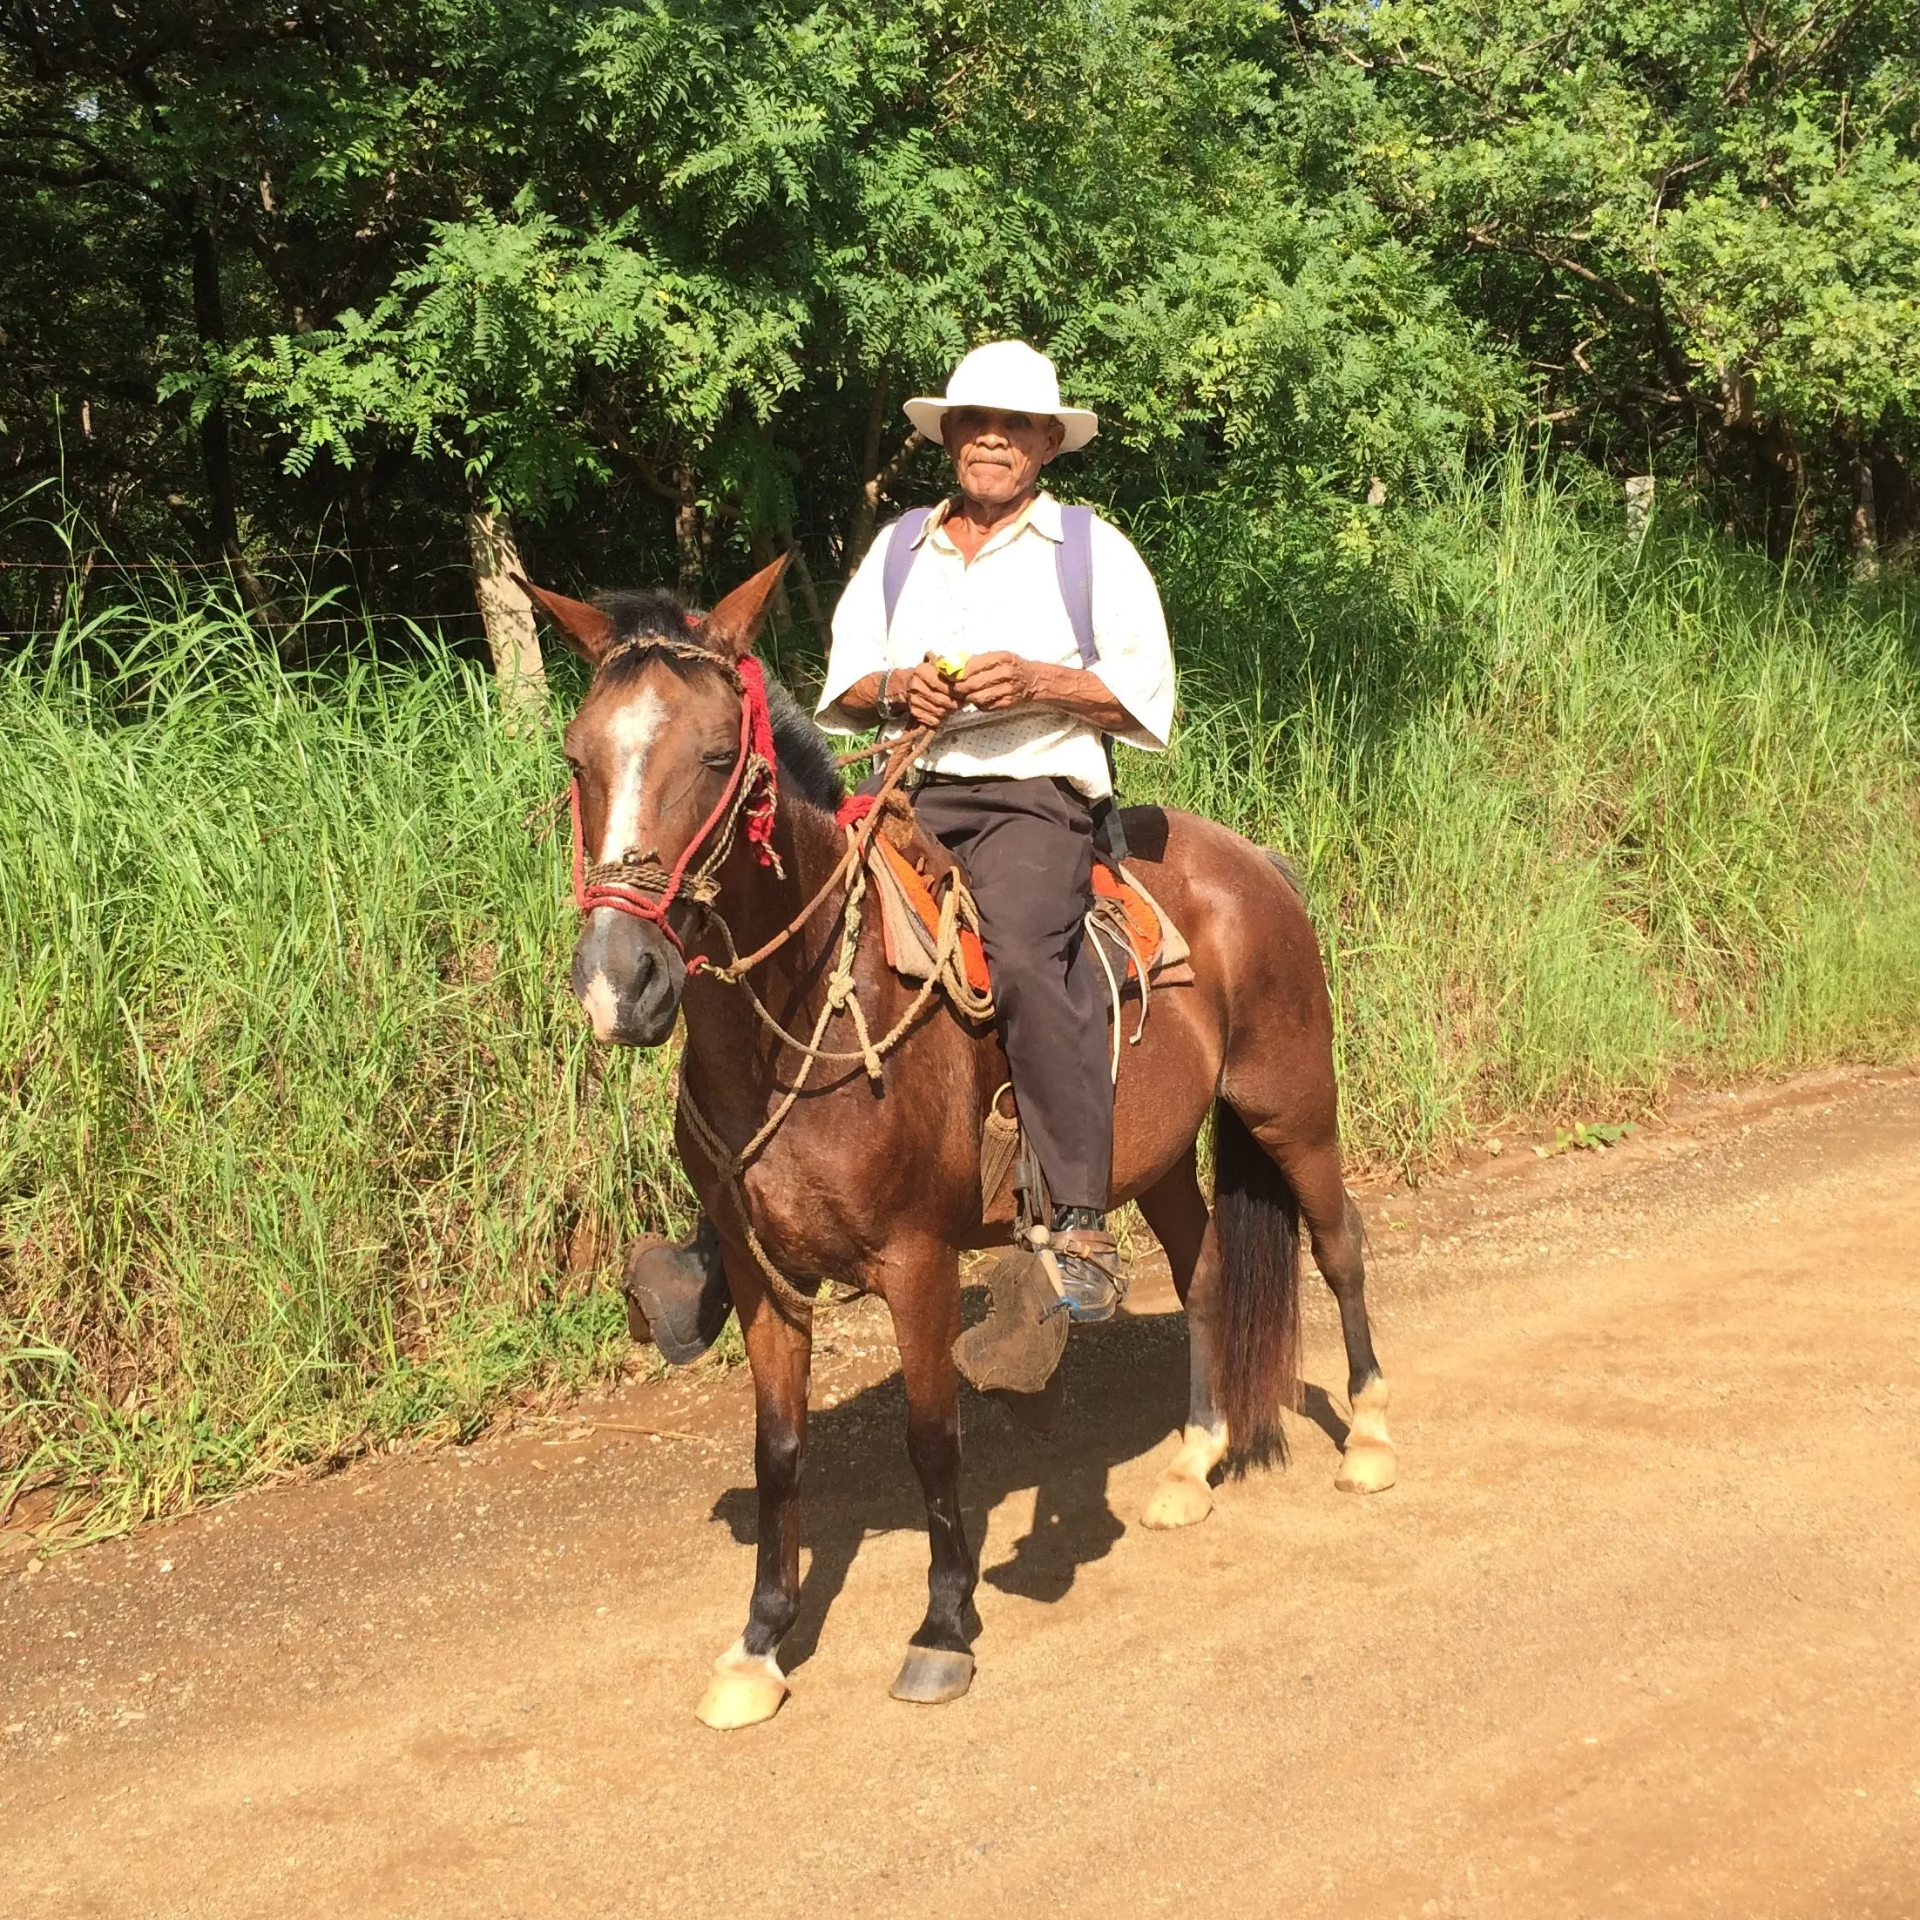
<box><xmin>1140</xmin><ymin>1423</ymin><xmax>1227</xmax><ymax>1529</ymax></box>
<box><xmin>695</xmin><ymin>1638</ymin><xmax>788</xmax><ymax>1730</ymax></box>
<box><xmin>1335</xmin><ymin>1439</ymin><xmax>1397</xmax><ymax>1492</ymax></box>
<box><xmin>889</xmin><ymin>1646</ymin><xmax>975</xmax><ymax>1705</ymax></box>
<box><xmin>1141</xmin><ymin>1469</ymin><xmax>1214</xmax><ymax>1529</ymax></box>
<box><xmin>1336</xmin><ymin>1377</ymin><xmax>1396</xmax><ymax>1493</ymax></box>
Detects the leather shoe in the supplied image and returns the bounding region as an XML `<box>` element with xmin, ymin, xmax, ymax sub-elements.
<box><xmin>1046</xmin><ymin>1207</ymin><xmax>1125</xmax><ymax>1323</ymax></box>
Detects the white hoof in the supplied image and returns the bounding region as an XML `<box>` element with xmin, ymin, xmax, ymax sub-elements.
<box><xmin>1141</xmin><ymin>1423</ymin><xmax>1228</xmax><ymax>1530</ymax></box>
<box><xmin>890</xmin><ymin>1646</ymin><xmax>976</xmax><ymax>1704</ymax></box>
<box><xmin>695</xmin><ymin>1637</ymin><xmax>789</xmax><ymax>1730</ymax></box>
<box><xmin>1142</xmin><ymin>1470</ymin><xmax>1214</xmax><ymax>1529</ymax></box>
<box><xmin>1336</xmin><ymin>1377</ymin><xmax>1397</xmax><ymax>1493</ymax></box>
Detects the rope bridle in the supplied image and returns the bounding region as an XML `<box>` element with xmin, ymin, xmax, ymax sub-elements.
<box><xmin>568</xmin><ymin>635</ymin><xmax>783</xmax><ymax>958</ymax></box>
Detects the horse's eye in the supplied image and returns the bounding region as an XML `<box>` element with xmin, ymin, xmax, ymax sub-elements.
<box><xmin>700</xmin><ymin>747</ymin><xmax>737</xmax><ymax>770</ymax></box>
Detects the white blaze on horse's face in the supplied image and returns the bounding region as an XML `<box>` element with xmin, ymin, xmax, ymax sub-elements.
<box><xmin>579</xmin><ymin>687</ymin><xmax>670</xmax><ymax>1042</ymax></box>
<box><xmin>598</xmin><ymin>686</ymin><xmax>670</xmax><ymax>865</ymax></box>
<box><xmin>578</xmin><ymin>964</ymin><xmax>623</xmax><ymax>1042</ymax></box>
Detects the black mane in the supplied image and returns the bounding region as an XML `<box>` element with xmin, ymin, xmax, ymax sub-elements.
<box><xmin>762</xmin><ymin>677</ymin><xmax>844</xmax><ymax>810</ymax></box>
<box><xmin>593</xmin><ymin>586</ymin><xmax>843</xmax><ymax>811</ymax></box>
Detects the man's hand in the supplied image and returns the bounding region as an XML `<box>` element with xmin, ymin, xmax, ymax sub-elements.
<box><xmin>901</xmin><ymin>655</ymin><xmax>959</xmax><ymax>727</ymax></box>
<box><xmin>842</xmin><ymin>652</ymin><xmax>1133</xmax><ymax>734</ymax></box>
<box><xmin>841</xmin><ymin>658</ymin><xmax>956</xmax><ymax>728</ymax></box>
<box><xmin>952</xmin><ymin>653</ymin><xmax>1136</xmax><ymax>733</ymax></box>
<box><xmin>952</xmin><ymin>651</ymin><xmax>1039</xmax><ymax>711</ymax></box>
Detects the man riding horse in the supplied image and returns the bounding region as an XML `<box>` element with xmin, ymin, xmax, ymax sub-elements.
<box><xmin>628</xmin><ymin>340</ymin><xmax>1174</xmax><ymax>1359</ymax></box>
<box><xmin>533</xmin><ymin>346</ymin><xmax>1392</xmax><ymax>1724</ymax></box>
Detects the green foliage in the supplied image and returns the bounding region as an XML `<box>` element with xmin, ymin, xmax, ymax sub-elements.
<box><xmin>1132</xmin><ymin>459</ymin><xmax>1920</xmax><ymax>1150</ymax></box>
<box><xmin>1303</xmin><ymin>0</ymin><xmax>1920</xmax><ymax>548</ymax></box>
<box><xmin>0</xmin><ymin>0</ymin><xmax>1509</xmax><ymax>586</ymax></box>
<box><xmin>0</xmin><ymin>600</ymin><xmax>682</xmax><ymax>1529</ymax></box>
<box><xmin>225</xmin><ymin>195</ymin><xmax>812</xmax><ymax>514</ymax></box>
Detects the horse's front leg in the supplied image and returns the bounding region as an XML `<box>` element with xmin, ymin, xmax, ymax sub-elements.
<box><xmin>695</xmin><ymin>1246</ymin><xmax>811</xmax><ymax>1731</ymax></box>
<box><xmin>884</xmin><ymin>1238</ymin><xmax>979</xmax><ymax>1705</ymax></box>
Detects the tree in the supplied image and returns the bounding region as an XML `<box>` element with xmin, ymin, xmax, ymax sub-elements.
<box><xmin>1298</xmin><ymin>0</ymin><xmax>1920</xmax><ymax>558</ymax></box>
<box><xmin>3</xmin><ymin>0</ymin><xmax>1523</xmax><ymax>643</ymax></box>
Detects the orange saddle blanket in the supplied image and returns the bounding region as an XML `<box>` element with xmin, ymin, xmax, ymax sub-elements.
<box><xmin>868</xmin><ymin>834</ymin><xmax>1190</xmax><ymax>1007</ymax></box>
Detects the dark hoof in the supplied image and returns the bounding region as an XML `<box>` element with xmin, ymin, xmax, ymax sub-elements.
<box><xmin>621</xmin><ymin>1216</ymin><xmax>731</xmax><ymax>1365</ymax></box>
<box><xmin>985</xmin><ymin>1366</ymin><xmax>1065</xmax><ymax>1435</ymax></box>
<box><xmin>889</xmin><ymin>1646</ymin><xmax>975</xmax><ymax>1705</ymax></box>
<box><xmin>952</xmin><ymin>1251</ymin><xmax>1067</xmax><ymax>1395</ymax></box>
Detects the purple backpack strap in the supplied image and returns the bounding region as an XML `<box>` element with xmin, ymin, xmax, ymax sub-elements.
<box><xmin>1055</xmin><ymin>504</ymin><xmax>1097</xmax><ymax>664</ymax></box>
<box><xmin>881</xmin><ymin>507</ymin><xmax>933</xmax><ymax>633</ymax></box>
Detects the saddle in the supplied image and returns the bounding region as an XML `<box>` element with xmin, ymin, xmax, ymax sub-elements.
<box><xmin>863</xmin><ymin>810</ymin><xmax>1193</xmax><ymax>1014</ymax></box>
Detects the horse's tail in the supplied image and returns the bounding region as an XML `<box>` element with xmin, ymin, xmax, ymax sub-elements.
<box><xmin>1212</xmin><ymin>1099</ymin><xmax>1301</xmax><ymax>1471</ymax></box>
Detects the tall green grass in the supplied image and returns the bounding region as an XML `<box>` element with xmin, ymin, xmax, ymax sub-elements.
<box><xmin>4</xmin><ymin>470</ymin><xmax>1918</xmax><ymax>1531</ymax></box>
<box><xmin>1</xmin><ymin>598</ymin><xmax>683</xmax><ymax>1531</ymax></box>
<box><xmin>1132</xmin><ymin>465</ymin><xmax>1920</xmax><ymax>1155</ymax></box>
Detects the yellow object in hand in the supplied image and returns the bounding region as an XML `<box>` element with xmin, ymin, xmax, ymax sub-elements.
<box><xmin>935</xmin><ymin>652</ymin><xmax>970</xmax><ymax>681</ymax></box>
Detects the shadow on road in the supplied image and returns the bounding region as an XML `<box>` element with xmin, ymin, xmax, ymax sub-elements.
<box><xmin>710</xmin><ymin>1306</ymin><xmax>1197</xmax><ymax>1668</ymax></box>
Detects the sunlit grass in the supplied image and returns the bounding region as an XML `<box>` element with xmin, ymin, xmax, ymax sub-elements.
<box><xmin>1129</xmin><ymin>461</ymin><xmax>1920</xmax><ymax>1158</ymax></box>
<box><xmin>0</xmin><ymin>599</ymin><xmax>683</xmax><ymax>1533</ymax></box>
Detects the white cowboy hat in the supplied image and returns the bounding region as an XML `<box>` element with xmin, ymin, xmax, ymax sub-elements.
<box><xmin>903</xmin><ymin>340</ymin><xmax>1098</xmax><ymax>452</ymax></box>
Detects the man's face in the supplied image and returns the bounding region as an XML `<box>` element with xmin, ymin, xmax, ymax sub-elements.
<box><xmin>942</xmin><ymin>406</ymin><xmax>1065</xmax><ymax>509</ymax></box>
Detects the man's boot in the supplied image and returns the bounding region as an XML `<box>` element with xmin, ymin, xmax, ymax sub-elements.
<box><xmin>1046</xmin><ymin>1206</ymin><xmax>1125</xmax><ymax>1322</ymax></box>
<box><xmin>620</xmin><ymin>1214</ymin><xmax>732</xmax><ymax>1364</ymax></box>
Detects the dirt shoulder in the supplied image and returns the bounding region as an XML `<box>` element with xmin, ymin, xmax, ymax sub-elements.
<box><xmin>3</xmin><ymin>1064</ymin><xmax>1917</xmax><ymax>1917</ymax></box>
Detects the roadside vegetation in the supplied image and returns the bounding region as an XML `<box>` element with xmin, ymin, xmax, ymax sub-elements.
<box><xmin>5</xmin><ymin>469</ymin><xmax>1918</xmax><ymax>1533</ymax></box>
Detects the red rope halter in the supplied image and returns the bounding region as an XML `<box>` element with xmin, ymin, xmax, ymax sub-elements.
<box><xmin>569</xmin><ymin>652</ymin><xmax>782</xmax><ymax>965</ymax></box>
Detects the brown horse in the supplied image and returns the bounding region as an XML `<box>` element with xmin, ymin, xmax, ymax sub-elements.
<box><xmin>533</xmin><ymin>555</ymin><xmax>1394</xmax><ymax>1730</ymax></box>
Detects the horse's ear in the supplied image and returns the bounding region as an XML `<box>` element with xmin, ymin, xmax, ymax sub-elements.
<box><xmin>514</xmin><ymin>576</ymin><xmax>616</xmax><ymax>663</ymax></box>
<box><xmin>701</xmin><ymin>551</ymin><xmax>793</xmax><ymax>660</ymax></box>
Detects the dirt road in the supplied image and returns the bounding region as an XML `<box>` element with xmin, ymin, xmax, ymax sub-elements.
<box><xmin>4</xmin><ymin>1068</ymin><xmax>1918</xmax><ymax>1918</ymax></box>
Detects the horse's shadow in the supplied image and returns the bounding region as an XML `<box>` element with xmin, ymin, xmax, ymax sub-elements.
<box><xmin>709</xmin><ymin>1307</ymin><xmax>1235</xmax><ymax>1669</ymax></box>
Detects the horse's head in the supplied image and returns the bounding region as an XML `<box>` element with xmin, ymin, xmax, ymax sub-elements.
<box><xmin>527</xmin><ymin>556</ymin><xmax>791</xmax><ymax>1046</ymax></box>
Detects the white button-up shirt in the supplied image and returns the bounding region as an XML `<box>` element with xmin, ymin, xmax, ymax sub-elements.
<box><xmin>816</xmin><ymin>493</ymin><xmax>1174</xmax><ymax>801</ymax></box>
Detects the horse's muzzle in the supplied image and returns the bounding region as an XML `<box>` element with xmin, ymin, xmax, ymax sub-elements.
<box><xmin>571</xmin><ymin>909</ymin><xmax>687</xmax><ymax>1046</ymax></box>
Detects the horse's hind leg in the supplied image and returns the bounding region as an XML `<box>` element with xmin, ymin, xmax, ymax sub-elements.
<box><xmin>696</xmin><ymin>1256</ymin><xmax>810</xmax><ymax>1730</ymax></box>
<box><xmin>1136</xmin><ymin>1148</ymin><xmax>1230</xmax><ymax>1529</ymax></box>
<box><xmin>885</xmin><ymin>1242</ymin><xmax>978</xmax><ymax>1705</ymax></box>
<box><xmin>1257</xmin><ymin>1130</ymin><xmax>1395</xmax><ymax>1493</ymax></box>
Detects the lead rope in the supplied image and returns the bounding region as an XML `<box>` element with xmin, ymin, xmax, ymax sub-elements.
<box><xmin>1086</xmin><ymin>909</ymin><xmax>1125</xmax><ymax>1086</ymax></box>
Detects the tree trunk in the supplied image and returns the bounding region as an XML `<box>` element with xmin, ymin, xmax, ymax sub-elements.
<box><xmin>847</xmin><ymin>368</ymin><xmax>928</xmax><ymax>569</ymax></box>
<box><xmin>847</xmin><ymin>373</ymin><xmax>890</xmax><ymax>566</ymax></box>
<box><xmin>464</xmin><ymin>501</ymin><xmax>548</xmax><ymax>723</ymax></box>
<box><xmin>674</xmin><ymin>466</ymin><xmax>705</xmax><ymax>602</ymax></box>
<box><xmin>1624</xmin><ymin>474</ymin><xmax>1655</xmax><ymax>541</ymax></box>
<box><xmin>1850</xmin><ymin>439</ymin><xmax>1880</xmax><ymax>581</ymax></box>
<box><xmin>788</xmin><ymin>546</ymin><xmax>829</xmax><ymax>638</ymax></box>
<box><xmin>185</xmin><ymin>208</ymin><xmax>288</xmax><ymax>644</ymax></box>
